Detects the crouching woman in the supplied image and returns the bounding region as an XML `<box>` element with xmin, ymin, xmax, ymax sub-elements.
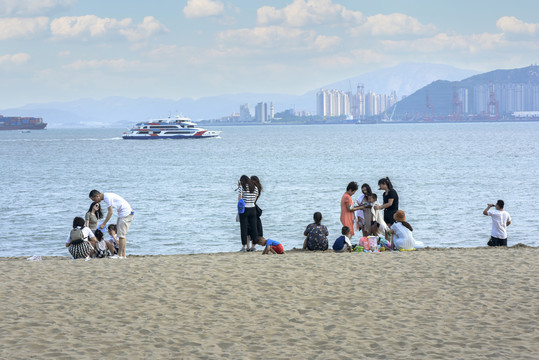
<box><xmin>387</xmin><ymin>210</ymin><xmax>415</xmax><ymax>250</ymax></box>
<box><xmin>66</xmin><ymin>217</ymin><xmax>95</xmax><ymax>259</ymax></box>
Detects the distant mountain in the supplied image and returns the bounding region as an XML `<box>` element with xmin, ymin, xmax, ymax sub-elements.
<box><xmin>459</xmin><ymin>65</ymin><xmax>539</xmax><ymax>86</ymax></box>
<box><xmin>0</xmin><ymin>62</ymin><xmax>479</xmax><ymax>127</ymax></box>
<box><xmin>391</xmin><ymin>65</ymin><xmax>539</xmax><ymax>119</ymax></box>
<box><xmin>1</xmin><ymin>94</ymin><xmax>310</xmax><ymax>128</ymax></box>
<box><xmin>313</xmin><ymin>62</ymin><xmax>478</xmax><ymax>97</ymax></box>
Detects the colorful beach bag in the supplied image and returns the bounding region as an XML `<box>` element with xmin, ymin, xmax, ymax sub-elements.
<box><xmin>367</xmin><ymin>236</ymin><xmax>378</xmax><ymax>251</ymax></box>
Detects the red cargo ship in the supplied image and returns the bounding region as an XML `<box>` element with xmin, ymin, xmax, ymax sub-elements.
<box><xmin>0</xmin><ymin>115</ymin><xmax>47</xmax><ymax>130</ymax></box>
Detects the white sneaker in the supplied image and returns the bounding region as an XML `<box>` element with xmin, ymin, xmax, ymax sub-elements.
<box><xmin>85</xmin><ymin>256</ymin><xmax>91</xmax><ymax>261</ymax></box>
<box><xmin>240</xmin><ymin>247</ymin><xmax>247</xmax><ymax>252</ymax></box>
<box><xmin>110</xmin><ymin>255</ymin><xmax>119</xmax><ymax>259</ymax></box>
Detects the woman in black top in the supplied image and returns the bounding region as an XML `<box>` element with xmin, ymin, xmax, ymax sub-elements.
<box><xmin>377</xmin><ymin>177</ymin><xmax>399</xmax><ymax>226</ymax></box>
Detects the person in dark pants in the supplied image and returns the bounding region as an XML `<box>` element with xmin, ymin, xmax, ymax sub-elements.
<box><xmin>251</xmin><ymin>175</ymin><xmax>263</xmax><ymax>238</ymax></box>
<box><xmin>376</xmin><ymin>177</ymin><xmax>399</xmax><ymax>227</ymax></box>
<box><xmin>238</xmin><ymin>175</ymin><xmax>259</xmax><ymax>252</ymax></box>
<box><xmin>483</xmin><ymin>200</ymin><xmax>511</xmax><ymax>246</ymax></box>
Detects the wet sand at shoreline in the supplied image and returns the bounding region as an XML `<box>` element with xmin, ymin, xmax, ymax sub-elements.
<box><xmin>1</xmin><ymin>247</ymin><xmax>538</xmax><ymax>359</ymax></box>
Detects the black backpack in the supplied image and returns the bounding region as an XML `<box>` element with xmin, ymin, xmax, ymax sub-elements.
<box><xmin>70</xmin><ymin>227</ymin><xmax>87</xmax><ymax>245</ymax></box>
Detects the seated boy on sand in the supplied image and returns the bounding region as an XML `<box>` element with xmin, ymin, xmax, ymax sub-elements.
<box><xmin>255</xmin><ymin>236</ymin><xmax>285</xmax><ymax>254</ymax></box>
<box><xmin>332</xmin><ymin>226</ymin><xmax>353</xmax><ymax>252</ymax></box>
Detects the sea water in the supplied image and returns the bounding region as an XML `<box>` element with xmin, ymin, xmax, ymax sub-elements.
<box><xmin>0</xmin><ymin>122</ymin><xmax>538</xmax><ymax>257</ymax></box>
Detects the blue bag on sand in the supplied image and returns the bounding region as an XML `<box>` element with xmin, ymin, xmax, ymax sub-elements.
<box><xmin>238</xmin><ymin>198</ymin><xmax>245</xmax><ymax>214</ymax></box>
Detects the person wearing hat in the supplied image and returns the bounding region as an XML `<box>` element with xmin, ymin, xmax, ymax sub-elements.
<box><xmin>387</xmin><ymin>210</ymin><xmax>415</xmax><ymax>250</ymax></box>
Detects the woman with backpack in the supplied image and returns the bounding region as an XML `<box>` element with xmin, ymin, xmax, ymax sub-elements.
<box><xmin>66</xmin><ymin>217</ymin><xmax>95</xmax><ymax>259</ymax></box>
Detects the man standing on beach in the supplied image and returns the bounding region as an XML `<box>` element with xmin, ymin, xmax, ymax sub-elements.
<box><xmin>89</xmin><ymin>190</ymin><xmax>133</xmax><ymax>258</ymax></box>
<box><xmin>483</xmin><ymin>200</ymin><xmax>511</xmax><ymax>247</ymax></box>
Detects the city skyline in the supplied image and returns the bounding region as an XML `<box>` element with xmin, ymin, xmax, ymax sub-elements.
<box><xmin>1</xmin><ymin>0</ymin><xmax>538</xmax><ymax>109</ymax></box>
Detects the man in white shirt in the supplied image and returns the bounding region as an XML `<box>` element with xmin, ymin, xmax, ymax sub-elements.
<box><xmin>483</xmin><ymin>200</ymin><xmax>511</xmax><ymax>247</ymax></box>
<box><xmin>89</xmin><ymin>190</ymin><xmax>133</xmax><ymax>258</ymax></box>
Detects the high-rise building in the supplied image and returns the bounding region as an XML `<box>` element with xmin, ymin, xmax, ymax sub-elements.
<box><xmin>239</xmin><ymin>103</ymin><xmax>252</xmax><ymax>122</ymax></box>
<box><xmin>457</xmin><ymin>88</ymin><xmax>469</xmax><ymax>113</ymax></box>
<box><xmin>365</xmin><ymin>91</ymin><xmax>376</xmax><ymax>117</ymax></box>
<box><xmin>317</xmin><ymin>89</ymin><xmax>352</xmax><ymax>117</ymax></box>
<box><xmin>255</xmin><ymin>102</ymin><xmax>268</xmax><ymax>123</ymax></box>
<box><xmin>317</xmin><ymin>89</ymin><xmax>329</xmax><ymax>117</ymax></box>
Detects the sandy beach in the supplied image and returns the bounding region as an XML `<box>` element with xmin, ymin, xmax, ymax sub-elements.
<box><xmin>1</xmin><ymin>246</ymin><xmax>538</xmax><ymax>359</ymax></box>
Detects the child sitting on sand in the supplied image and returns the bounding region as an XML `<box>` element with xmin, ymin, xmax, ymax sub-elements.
<box><xmin>255</xmin><ymin>236</ymin><xmax>285</xmax><ymax>254</ymax></box>
<box><xmin>107</xmin><ymin>224</ymin><xmax>119</xmax><ymax>255</ymax></box>
<box><xmin>93</xmin><ymin>229</ymin><xmax>109</xmax><ymax>258</ymax></box>
<box><xmin>332</xmin><ymin>226</ymin><xmax>353</xmax><ymax>252</ymax></box>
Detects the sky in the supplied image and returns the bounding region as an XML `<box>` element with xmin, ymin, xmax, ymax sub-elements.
<box><xmin>1</xmin><ymin>0</ymin><xmax>538</xmax><ymax>108</ymax></box>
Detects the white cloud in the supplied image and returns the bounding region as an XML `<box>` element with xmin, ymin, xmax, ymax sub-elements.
<box><xmin>382</xmin><ymin>32</ymin><xmax>505</xmax><ymax>53</ymax></box>
<box><xmin>0</xmin><ymin>52</ymin><xmax>31</xmax><ymax>65</ymax></box>
<box><xmin>0</xmin><ymin>17</ymin><xmax>49</xmax><ymax>40</ymax></box>
<box><xmin>351</xmin><ymin>13</ymin><xmax>436</xmax><ymax>36</ymax></box>
<box><xmin>496</xmin><ymin>16</ymin><xmax>539</xmax><ymax>35</ymax></box>
<box><xmin>349</xmin><ymin>48</ymin><xmax>385</xmax><ymax>63</ymax></box>
<box><xmin>218</xmin><ymin>26</ymin><xmax>316</xmax><ymax>48</ymax></box>
<box><xmin>183</xmin><ymin>0</ymin><xmax>224</xmax><ymax>19</ymax></box>
<box><xmin>50</xmin><ymin>15</ymin><xmax>167</xmax><ymax>42</ymax></box>
<box><xmin>63</xmin><ymin>58</ymin><xmax>141</xmax><ymax>71</ymax></box>
<box><xmin>50</xmin><ymin>15</ymin><xmax>130</xmax><ymax>39</ymax></box>
<box><xmin>119</xmin><ymin>16</ymin><xmax>169</xmax><ymax>42</ymax></box>
<box><xmin>313</xmin><ymin>35</ymin><xmax>340</xmax><ymax>50</ymax></box>
<box><xmin>218</xmin><ymin>24</ymin><xmax>342</xmax><ymax>53</ymax></box>
<box><xmin>147</xmin><ymin>44</ymin><xmax>178</xmax><ymax>58</ymax></box>
<box><xmin>0</xmin><ymin>0</ymin><xmax>76</xmax><ymax>16</ymax></box>
<box><xmin>312</xmin><ymin>49</ymin><xmax>385</xmax><ymax>67</ymax></box>
<box><xmin>218</xmin><ymin>25</ymin><xmax>343</xmax><ymax>54</ymax></box>
<box><xmin>258</xmin><ymin>0</ymin><xmax>363</xmax><ymax>27</ymax></box>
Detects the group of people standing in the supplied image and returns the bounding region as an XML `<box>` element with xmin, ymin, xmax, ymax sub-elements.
<box><xmin>303</xmin><ymin>177</ymin><xmax>416</xmax><ymax>251</ymax></box>
<box><xmin>65</xmin><ymin>190</ymin><xmax>133</xmax><ymax>259</ymax></box>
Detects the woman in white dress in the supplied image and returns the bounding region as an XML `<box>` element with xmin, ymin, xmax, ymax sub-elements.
<box><xmin>388</xmin><ymin>210</ymin><xmax>415</xmax><ymax>250</ymax></box>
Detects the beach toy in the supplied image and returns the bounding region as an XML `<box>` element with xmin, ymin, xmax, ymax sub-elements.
<box><xmin>367</xmin><ymin>236</ymin><xmax>378</xmax><ymax>251</ymax></box>
<box><xmin>356</xmin><ymin>246</ymin><xmax>363</xmax><ymax>252</ymax></box>
<box><xmin>359</xmin><ymin>237</ymin><xmax>370</xmax><ymax>251</ymax></box>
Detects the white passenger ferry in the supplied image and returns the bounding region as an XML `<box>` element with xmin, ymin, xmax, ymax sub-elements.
<box><xmin>122</xmin><ymin>116</ymin><xmax>221</xmax><ymax>139</ymax></box>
